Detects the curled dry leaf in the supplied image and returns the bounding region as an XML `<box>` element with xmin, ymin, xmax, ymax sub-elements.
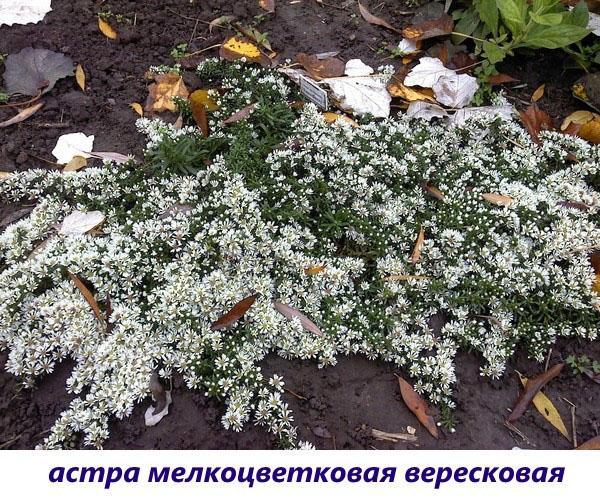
<box><xmin>561</xmin><ymin>110</ymin><xmax>600</xmax><ymax>144</ymax></box>
<box><xmin>295</xmin><ymin>53</ymin><xmax>345</xmax><ymax>80</ymax></box>
<box><xmin>488</xmin><ymin>73</ymin><xmax>519</xmax><ymax>85</ymax></box>
<box><xmin>482</xmin><ymin>193</ymin><xmax>514</xmax><ymax>207</ymax></box>
<box><xmin>189</xmin><ymin>89</ymin><xmax>219</xmax><ymax>112</ymax></box>
<box><xmin>557</xmin><ymin>200</ymin><xmax>590</xmax><ymax>211</ymax></box>
<box><xmin>358</xmin><ymin>1</ymin><xmax>401</xmax><ymax>33</ymax></box>
<box><xmin>273</xmin><ymin>301</ymin><xmax>323</xmax><ymax>336</ymax></box>
<box><xmin>209</xmin><ymin>15</ymin><xmax>235</xmax><ymax>33</ymax></box>
<box><xmin>507</xmin><ymin>363</ymin><xmax>564</xmax><ymax>423</ymax></box>
<box><xmin>98</xmin><ymin>17</ymin><xmax>117</xmax><ymax>39</ymax></box>
<box><xmin>410</xmin><ymin>226</ymin><xmax>425</xmax><ymax>264</ymax></box>
<box><xmin>259</xmin><ymin>0</ymin><xmax>275</xmax><ymax>13</ymax></box>
<box><xmin>75</xmin><ymin>64</ymin><xmax>85</xmax><ymax>91</ymax></box>
<box><xmin>190</xmin><ymin>99</ymin><xmax>209</xmax><ymax>137</ymax></box>
<box><xmin>519</xmin><ymin>104</ymin><xmax>554</xmax><ymax>144</ymax></box>
<box><xmin>68</xmin><ymin>272</ymin><xmax>105</xmax><ymax>326</ymax></box>
<box><xmin>0</xmin><ymin>101</ymin><xmax>44</xmax><ymax>128</ymax></box>
<box><xmin>396</xmin><ymin>375</ymin><xmax>438</xmax><ymax>439</ymax></box>
<box><xmin>576</xmin><ymin>436</ymin><xmax>600</xmax><ymax>450</ymax></box>
<box><xmin>149</xmin><ymin>372</ymin><xmax>168</xmax><ymax>415</ymax></box>
<box><xmin>87</xmin><ymin>151</ymin><xmax>130</xmax><ymax>164</ymax></box>
<box><xmin>223</xmin><ymin>103</ymin><xmax>256</xmax><ymax>124</ymax></box>
<box><xmin>211</xmin><ymin>294</ymin><xmax>258</xmax><ymax>331</ymax></box>
<box><xmin>144</xmin><ymin>73</ymin><xmax>189</xmax><ymax>113</ymax></box>
<box><xmin>403</xmin><ymin>13</ymin><xmax>454</xmax><ymax>41</ymax></box>
<box><xmin>52</xmin><ymin>132</ymin><xmax>94</xmax><ymax>164</ymax></box>
<box><xmin>322</xmin><ymin>112</ymin><xmax>358</xmax><ymax>127</ymax></box>
<box><xmin>517</xmin><ymin>372</ymin><xmax>570</xmax><ymax>441</ymax></box>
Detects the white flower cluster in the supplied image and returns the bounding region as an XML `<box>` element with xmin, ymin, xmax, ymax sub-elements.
<box><xmin>0</xmin><ymin>62</ymin><xmax>598</xmax><ymax>449</ymax></box>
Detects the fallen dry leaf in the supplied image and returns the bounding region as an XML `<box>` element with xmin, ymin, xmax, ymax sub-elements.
<box><xmin>223</xmin><ymin>103</ymin><xmax>256</xmax><ymax>124</ymax></box>
<box><xmin>259</xmin><ymin>0</ymin><xmax>275</xmax><ymax>13</ymax></box>
<box><xmin>68</xmin><ymin>271</ymin><xmax>105</xmax><ymax>326</ymax></box>
<box><xmin>371</xmin><ymin>428</ymin><xmax>418</xmax><ymax>443</ymax></box>
<box><xmin>482</xmin><ymin>193</ymin><xmax>514</xmax><ymax>207</ymax></box>
<box><xmin>410</xmin><ymin>226</ymin><xmax>425</xmax><ymax>264</ymax></box>
<box><xmin>130</xmin><ymin>102</ymin><xmax>143</xmax><ymax>117</ymax></box>
<box><xmin>562</xmin><ymin>110</ymin><xmax>600</xmax><ymax>144</ymax></box>
<box><xmin>403</xmin><ymin>13</ymin><xmax>454</xmax><ymax>41</ymax></box>
<box><xmin>576</xmin><ymin>436</ymin><xmax>600</xmax><ymax>450</ymax></box>
<box><xmin>488</xmin><ymin>73</ymin><xmax>519</xmax><ymax>85</ymax></box>
<box><xmin>98</xmin><ymin>17</ymin><xmax>117</xmax><ymax>40</ymax></box>
<box><xmin>59</xmin><ymin>210</ymin><xmax>105</xmax><ymax>235</ymax></box>
<box><xmin>144</xmin><ymin>73</ymin><xmax>189</xmax><ymax>113</ymax></box>
<box><xmin>189</xmin><ymin>89</ymin><xmax>219</xmax><ymax>112</ymax></box>
<box><xmin>358</xmin><ymin>1</ymin><xmax>401</xmax><ymax>33</ymax></box>
<box><xmin>62</xmin><ymin>156</ymin><xmax>87</xmax><ymax>172</ymax></box>
<box><xmin>190</xmin><ymin>98</ymin><xmax>209</xmax><ymax>137</ymax></box>
<box><xmin>519</xmin><ymin>104</ymin><xmax>555</xmax><ymax>144</ymax></box>
<box><xmin>219</xmin><ymin>36</ymin><xmax>271</xmax><ymax>67</ymax></box>
<box><xmin>295</xmin><ymin>53</ymin><xmax>345</xmax><ymax>80</ymax></box>
<box><xmin>422</xmin><ymin>182</ymin><xmax>445</xmax><ymax>201</ymax></box>
<box><xmin>322</xmin><ymin>112</ymin><xmax>358</xmax><ymax>127</ymax></box>
<box><xmin>508</xmin><ymin>363</ymin><xmax>564</xmax><ymax>423</ymax></box>
<box><xmin>396</xmin><ymin>375</ymin><xmax>438</xmax><ymax>439</ymax></box>
<box><xmin>517</xmin><ymin>372</ymin><xmax>570</xmax><ymax>441</ymax></box>
<box><xmin>531</xmin><ymin>83</ymin><xmax>545</xmax><ymax>102</ymax></box>
<box><xmin>0</xmin><ymin>101</ymin><xmax>44</xmax><ymax>128</ymax></box>
<box><xmin>75</xmin><ymin>64</ymin><xmax>85</xmax><ymax>91</ymax></box>
<box><xmin>149</xmin><ymin>371</ymin><xmax>168</xmax><ymax>415</ymax></box>
<box><xmin>209</xmin><ymin>15</ymin><xmax>235</xmax><ymax>33</ymax></box>
<box><xmin>211</xmin><ymin>294</ymin><xmax>258</xmax><ymax>331</ymax></box>
<box><xmin>304</xmin><ymin>265</ymin><xmax>326</xmax><ymax>275</ymax></box>
<box><xmin>87</xmin><ymin>151</ymin><xmax>130</xmax><ymax>163</ymax></box>
<box><xmin>273</xmin><ymin>301</ymin><xmax>323</xmax><ymax>336</ymax></box>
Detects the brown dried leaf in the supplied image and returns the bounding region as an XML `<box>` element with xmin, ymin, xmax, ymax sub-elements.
<box><xmin>223</xmin><ymin>103</ymin><xmax>256</xmax><ymax>124</ymax></box>
<box><xmin>0</xmin><ymin>101</ymin><xmax>44</xmax><ymax>129</ymax></box>
<box><xmin>488</xmin><ymin>73</ymin><xmax>519</xmax><ymax>85</ymax></box>
<box><xmin>144</xmin><ymin>73</ymin><xmax>189</xmax><ymax>113</ymax></box>
<box><xmin>507</xmin><ymin>363</ymin><xmax>564</xmax><ymax>423</ymax></box>
<box><xmin>410</xmin><ymin>226</ymin><xmax>425</xmax><ymax>264</ymax></box>
<box><xmin>294</xmin><ymin>53</ymin><xmax>345</xmax><ymax>80</ymax></box>
<box><xmin>422</xmin><ymin>182</ymin><xmax>445</xmax><ymax>201</ymax></box>
<box><xmin>358</xmin><ymin>1</ymin><xmax>401</xmax><ymax>33</ymax></box>
<box><xmin>68</xmin><ymin>271</ymin><xmax>105</xmax><ymax>326</ymax></box>
<box><xmin>259</xmin><ymin>0</ymin><xmax>276</xmax><ymax>13</ymax></box>
<box><xmin>62</xmin><ymin>156</ymin><xmax>88</xmax><ymax>172</ymax></box>
<box><xmin>190</xmin><ymin>99</ymin><xmax>209</xmax><ymax>137</ymax></box>
<box><xmin>482</xmin><ymin>193</ymin><xmax>514</xmax><ymax>207</ymax></box>
<box><xmin>98</xmin><ymin>17</ymin><xmax>118</xmax><ymax>40</ymax></box>
<box><xmin>209</xmin><ymin>15</ymin><xmax>235</xmax><ymax>34</ymax></box>
<box><xmin>576</xmin><ymin>436</ymin><xmax>600</xmax><ymax>450</ymax></box>
<box><xmin>396</xmin><ymin>375</ymin><xmax>438</xmax><ymax>439</ymax></box>
<box><xmin>211</xmin><ymin>294</ymin><xmax>258</xmax><ymax>331</ymax></box>
<box><xmin>130</xmin><ymin>102</ymin><xmax>144</xmax><ymax>116</ymax></box>
<box><xmin>531</xmin><ymin>84</ymin><xmax>545</xmax><ymax>102</ymax></box>
<box><xmin>75</xmin><ymin>64</ymin><xmax>86</xmax><ymax>91</ymax></box>
<box><xmin>557</xmin><ymin>200</ymin><xmax>590</xmax><ymax>211</ymax></box>
<box><xmin>519</xmin><ymin>104</ymin><xmax>555</xmax><ymax>144</ymax></box>
<box><xmin>403</xmin><ymin>13</ymin><xmax>454</xmax><ymax>41</ymax></box>
<box><xmin>149</xmin><ymin>372</ymin><xmax>167</xmax><ymax>415</ymax></box>
<box><xmin>304</xmin><ymin>265</ymin><xmax>326</xmax><ymax>275</ymax></box>
<box><xmin>273</xmin><ymin>301</ymin><xmax>323</xmax><ymax>336</ymax></box>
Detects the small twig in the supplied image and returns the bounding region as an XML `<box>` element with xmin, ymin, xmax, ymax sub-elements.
<box><xmin>544</xmin><ymin>348</ymin><xmax>553</xmax><ymax>372</ymax></box>
<box><xmin>0</xmin><ymin>433</ymin><xmax>23</xmax><ymax>450</ymax></box>
<box><xmin>562</xmin><ymin>397</ymin><xmax>577</xmax><ymax>448</ymax></box>
<box><xmin>0</xmin><ymin>91</ymin><xmax>42</xmax><ymax>109</ymax></box>
<box><xmin>31</xmin><ymin>122</ymin><xmax>72</xmax><ymax>129</ymax></box>
<box><xmin>371</xmin><ymin>428</ymin><xmax>418</xmax><ymax>443</ymax></box>
<box><xmin>503</xmin><ymin>420</ymin><xmax>532</xmax><ymax>445</ymax></box>
<box><xmin>284</xmin><ymin>388</ymin><xmax>307</xmax><ymax>401</ymax></box>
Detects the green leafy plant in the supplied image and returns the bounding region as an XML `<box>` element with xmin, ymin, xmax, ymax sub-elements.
<box><xmin>0</xmin><ymin>91</ymin><xmax>8</xmax><ymax>104</ymax></box>
<box><xmin>170</xmin><ymin>43</ymin><xmax>189</xmax><ymax>62</ymax></box>
<box><xmin>566</xmin><ymin>354</ymin><xmax>600</xmax><ymax>376</ymax></box>
<box><xmin>453</xmin><ymin>0</ymin><xmax>591</xmax><ymax>72</ymax></box>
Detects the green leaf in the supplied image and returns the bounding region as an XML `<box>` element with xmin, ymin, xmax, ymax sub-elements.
<box><xmin>474</xmin><ymin>0</ymin><xmax>499</xmax><ymax>35</ymax></box>
<box><xmin>526</xmin><ymin>24</ymin><xmax>591</xmax><ymax>49</ymax></box>
<box><xmin>566</xmin><ymin>1</ymin><xmax>590</xmax><ymax>27</ymax></box>
<box><xmin>452</xmin><ymin>7</ymin><xmax>481</xmax><ymax>43</ymax></box>
<box><xmin>530</xmin><ymin>12</ymin><xmax>564</xmax><ymax>26</ymax></box>
<box><xmin>482</xmin><ymin>41</ymin><xmax>507</xmax><ymax>64</ymax></box>
<box><xmin>497</xmin><ymin>0</ymin><xmax>528</xmax><ymax>36</ymax></box>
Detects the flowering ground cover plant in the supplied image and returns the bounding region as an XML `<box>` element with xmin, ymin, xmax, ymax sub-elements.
<box><xmin>0</xmin><ymin>60</ymin><xmax>599</xmax><ymax>449</ymax></box>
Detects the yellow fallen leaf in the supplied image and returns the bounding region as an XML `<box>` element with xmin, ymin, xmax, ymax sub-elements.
<box><xmin>410</xmin><ymin>226</ymin><xmax>425</xmax><ymax>264</ymax></box>
<box><xmin>482</xmin><ymin>193</ymin><xmax>514</xmax><ymax>207</ymax></box>
<box><xmin>98</xmin><ymin>17</ymin><xmax>118</xmax><ymax>40</ymax></box>
<box><xmin>63</xmin><ymin>156</ymin><xmax>88</xmax><ymax>172</ymax></box>
<box><xmin>518</xmin><ymin>372</ymin><xmax>570</xmax><ymax>441</ymax></box>
<box><xmin>130</xmin><ymin>102</ymin><xmax>144</xmax><ymax>117</ymax></box>
<box><xmin>387</xmin><ymin>82</ymin><xmax>436</xmax><ymax>103</ymax></box>
<box><xmin>579</xmin><ymin>115</ymin><xmax>600</xmax><ymax>145</ymax></box>
<box><xmin>531</xmin><ymin>84</ymin><xmax>545</xmax><ymax>102</ymax></box>
<box><xmin>593</xmin><ymin>274</ymin><xmax>600</xmax><ymax>295</ymax></box>
<box><xmin>304</xmin><ymin>265</ymin><xmax>326</xmax><ymax>275</ymax></box>
<box><xmin>75</xmin><ymin>64</ymin><xmax>86</xmax><ymax>91</ymax></box>
<box><xmin>144</xmin><ymin>73</ymin><xmax>189</xmax><ymax>113</ymax></box>
<box><xmin>322</xmin><ymin>112</ymin><xmax>358</xmax><ymax>127</ymax></box>
<box><xmin>0</xmin><ymin>171</ymin><xmax>12</xmax><ymax>180</ymax></box>
<box><xmin>219</xmin><ymin>36</ymin><xmax>264</xmax><ymax>64</ymax></box>
<box><xmin>561</xmin><ymin>110</ymin><xmax>594</xmax><ymax>130</ymax></box>
<box><xmin>189</xmin><ymin>89</ymin><xmax>219</xmax><ymax>112</ymax></box>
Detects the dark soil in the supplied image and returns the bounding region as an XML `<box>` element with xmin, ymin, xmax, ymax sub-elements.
<box><xmin>1</xmin><ymin>0</ymin><xmax>598</xmax><ymax>450</ymax></box>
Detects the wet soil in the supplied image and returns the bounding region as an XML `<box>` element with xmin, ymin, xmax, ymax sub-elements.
<box><xmin>1</xmin><ymin>0</ymin><xmax>598</xmax><ymax>450</ymax></box>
